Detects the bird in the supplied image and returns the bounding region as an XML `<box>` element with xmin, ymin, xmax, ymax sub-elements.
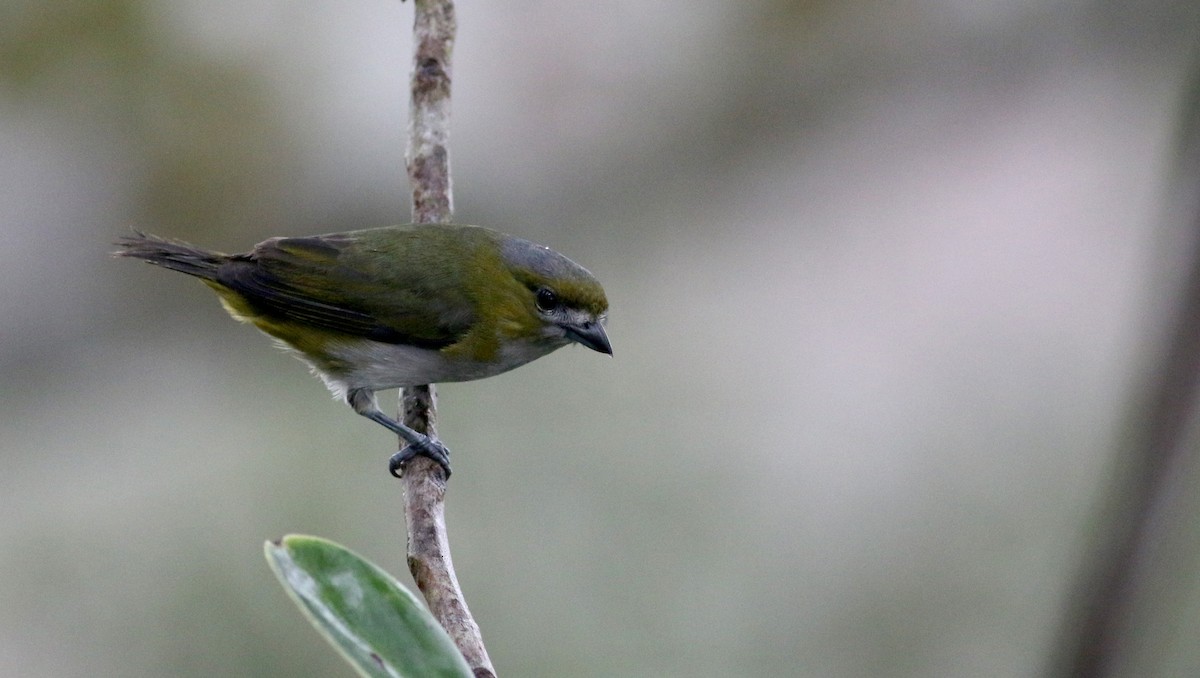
<box><xmin>114</xmin><ymin>223</ymin><xmax>611</xmax><ymax>479</ymax></box>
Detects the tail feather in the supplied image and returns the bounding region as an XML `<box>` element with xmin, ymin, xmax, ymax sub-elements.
<box><xmin>113</xmin><ymin>231</ymin><xmax>228</xmax><ymax>280</ymax></box>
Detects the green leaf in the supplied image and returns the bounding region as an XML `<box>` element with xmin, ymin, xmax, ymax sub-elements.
<box><xmin>265</xmin><ymin>534</ymin><xmax>473</xmax><ymax>678</ymax></box>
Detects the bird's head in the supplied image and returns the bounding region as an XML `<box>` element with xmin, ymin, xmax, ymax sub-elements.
<box><xmin>496</xmin><ymin>234</ymin><xmax>612</xmax><ymax>356</ymax></box>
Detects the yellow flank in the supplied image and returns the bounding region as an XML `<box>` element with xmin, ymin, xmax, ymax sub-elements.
<box><xmin>203</xmin><ymin>279</ymin><xmax>343</xmax><ymax>369</ymax></box>
<box><xmin>203</xmin><ymin>280</ymin><xmax>257</xmax><ymax>322</ymax></box>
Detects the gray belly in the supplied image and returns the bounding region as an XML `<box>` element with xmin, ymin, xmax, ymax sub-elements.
<box><xmin>303</xmin><ymin>336</ymin><xmax>568</xmax><ymax>398</ymax></box>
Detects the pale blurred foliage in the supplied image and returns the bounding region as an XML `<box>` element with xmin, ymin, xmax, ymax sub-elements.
<box><xmin>3</xmin><ymin>1</ymin><xmax>1200</xmax><ymax>676</ymax></box>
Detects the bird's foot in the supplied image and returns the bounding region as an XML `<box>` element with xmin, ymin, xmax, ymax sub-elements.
<box><xmin>388</xmin><ymin>436</ymin><xmax>451</xmax><ymax>479</ymax></box>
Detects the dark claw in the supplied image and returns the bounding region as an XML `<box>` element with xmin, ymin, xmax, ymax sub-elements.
<box><xmin>388</xmin><ymin>436</ymin><xmax>452</xmax><ymax>479</ymax></box>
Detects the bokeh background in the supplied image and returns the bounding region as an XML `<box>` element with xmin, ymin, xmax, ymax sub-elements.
<box><xmin>4</xmin><ymin>1</ymin><xmax>1200</xmax><ymax>676</ymax></box>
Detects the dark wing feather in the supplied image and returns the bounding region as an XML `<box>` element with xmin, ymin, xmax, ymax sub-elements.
<box><xmin>215</xmin><ymin>231</ymin><xmax>474</xmax><ymax>349</ymax></box>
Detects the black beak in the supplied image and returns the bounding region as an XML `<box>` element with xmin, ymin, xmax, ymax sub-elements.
<box><xmin>564</xmin><ymin>320</ymin><xmax>613</xmax><ymax>356</ymax></box>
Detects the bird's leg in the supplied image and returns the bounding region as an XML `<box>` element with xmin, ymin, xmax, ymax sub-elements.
<box><xmin>347</xmin><ymin>388</ymin><xmax>451</xmax><ymax>479</ymax></box>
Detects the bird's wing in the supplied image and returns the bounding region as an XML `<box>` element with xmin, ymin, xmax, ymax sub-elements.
<box><xmin>215</xmin><ymin>230</ymin><xmax>476</xmax><ymax>349</ymax></box>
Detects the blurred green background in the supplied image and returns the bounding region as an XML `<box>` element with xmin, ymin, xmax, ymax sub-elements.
<box><xmin>4</xmin><ymin>1</ymin><xmax>1200</xmax><ymax>676</ymax></box>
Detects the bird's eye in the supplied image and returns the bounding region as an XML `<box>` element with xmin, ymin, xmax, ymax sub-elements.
<box><xmin>535</xmin><ymin>287</ymin><xmax>558</xmax><ymax>312</ymax></box>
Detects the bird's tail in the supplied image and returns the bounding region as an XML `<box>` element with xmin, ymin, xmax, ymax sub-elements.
<box><xmin>112</xmin><ymin>231</ymin><xmax>228</xmax><ymax>280</ymax></box>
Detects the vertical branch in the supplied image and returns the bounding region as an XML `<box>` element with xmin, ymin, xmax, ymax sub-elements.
<box><xmin>1046</xmin><ymin>57</ymin><xmax>1200</xmax><ymax>677</ymax></box>
<box><xmin>401</xmin><ymin>1</ymin><xmax>496</xmax><ymax>676</ymax></box>
<box><xmin>407</xmin><ymin>0</ymin><xmax>454</xmax><ymax>224</ymax></box>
